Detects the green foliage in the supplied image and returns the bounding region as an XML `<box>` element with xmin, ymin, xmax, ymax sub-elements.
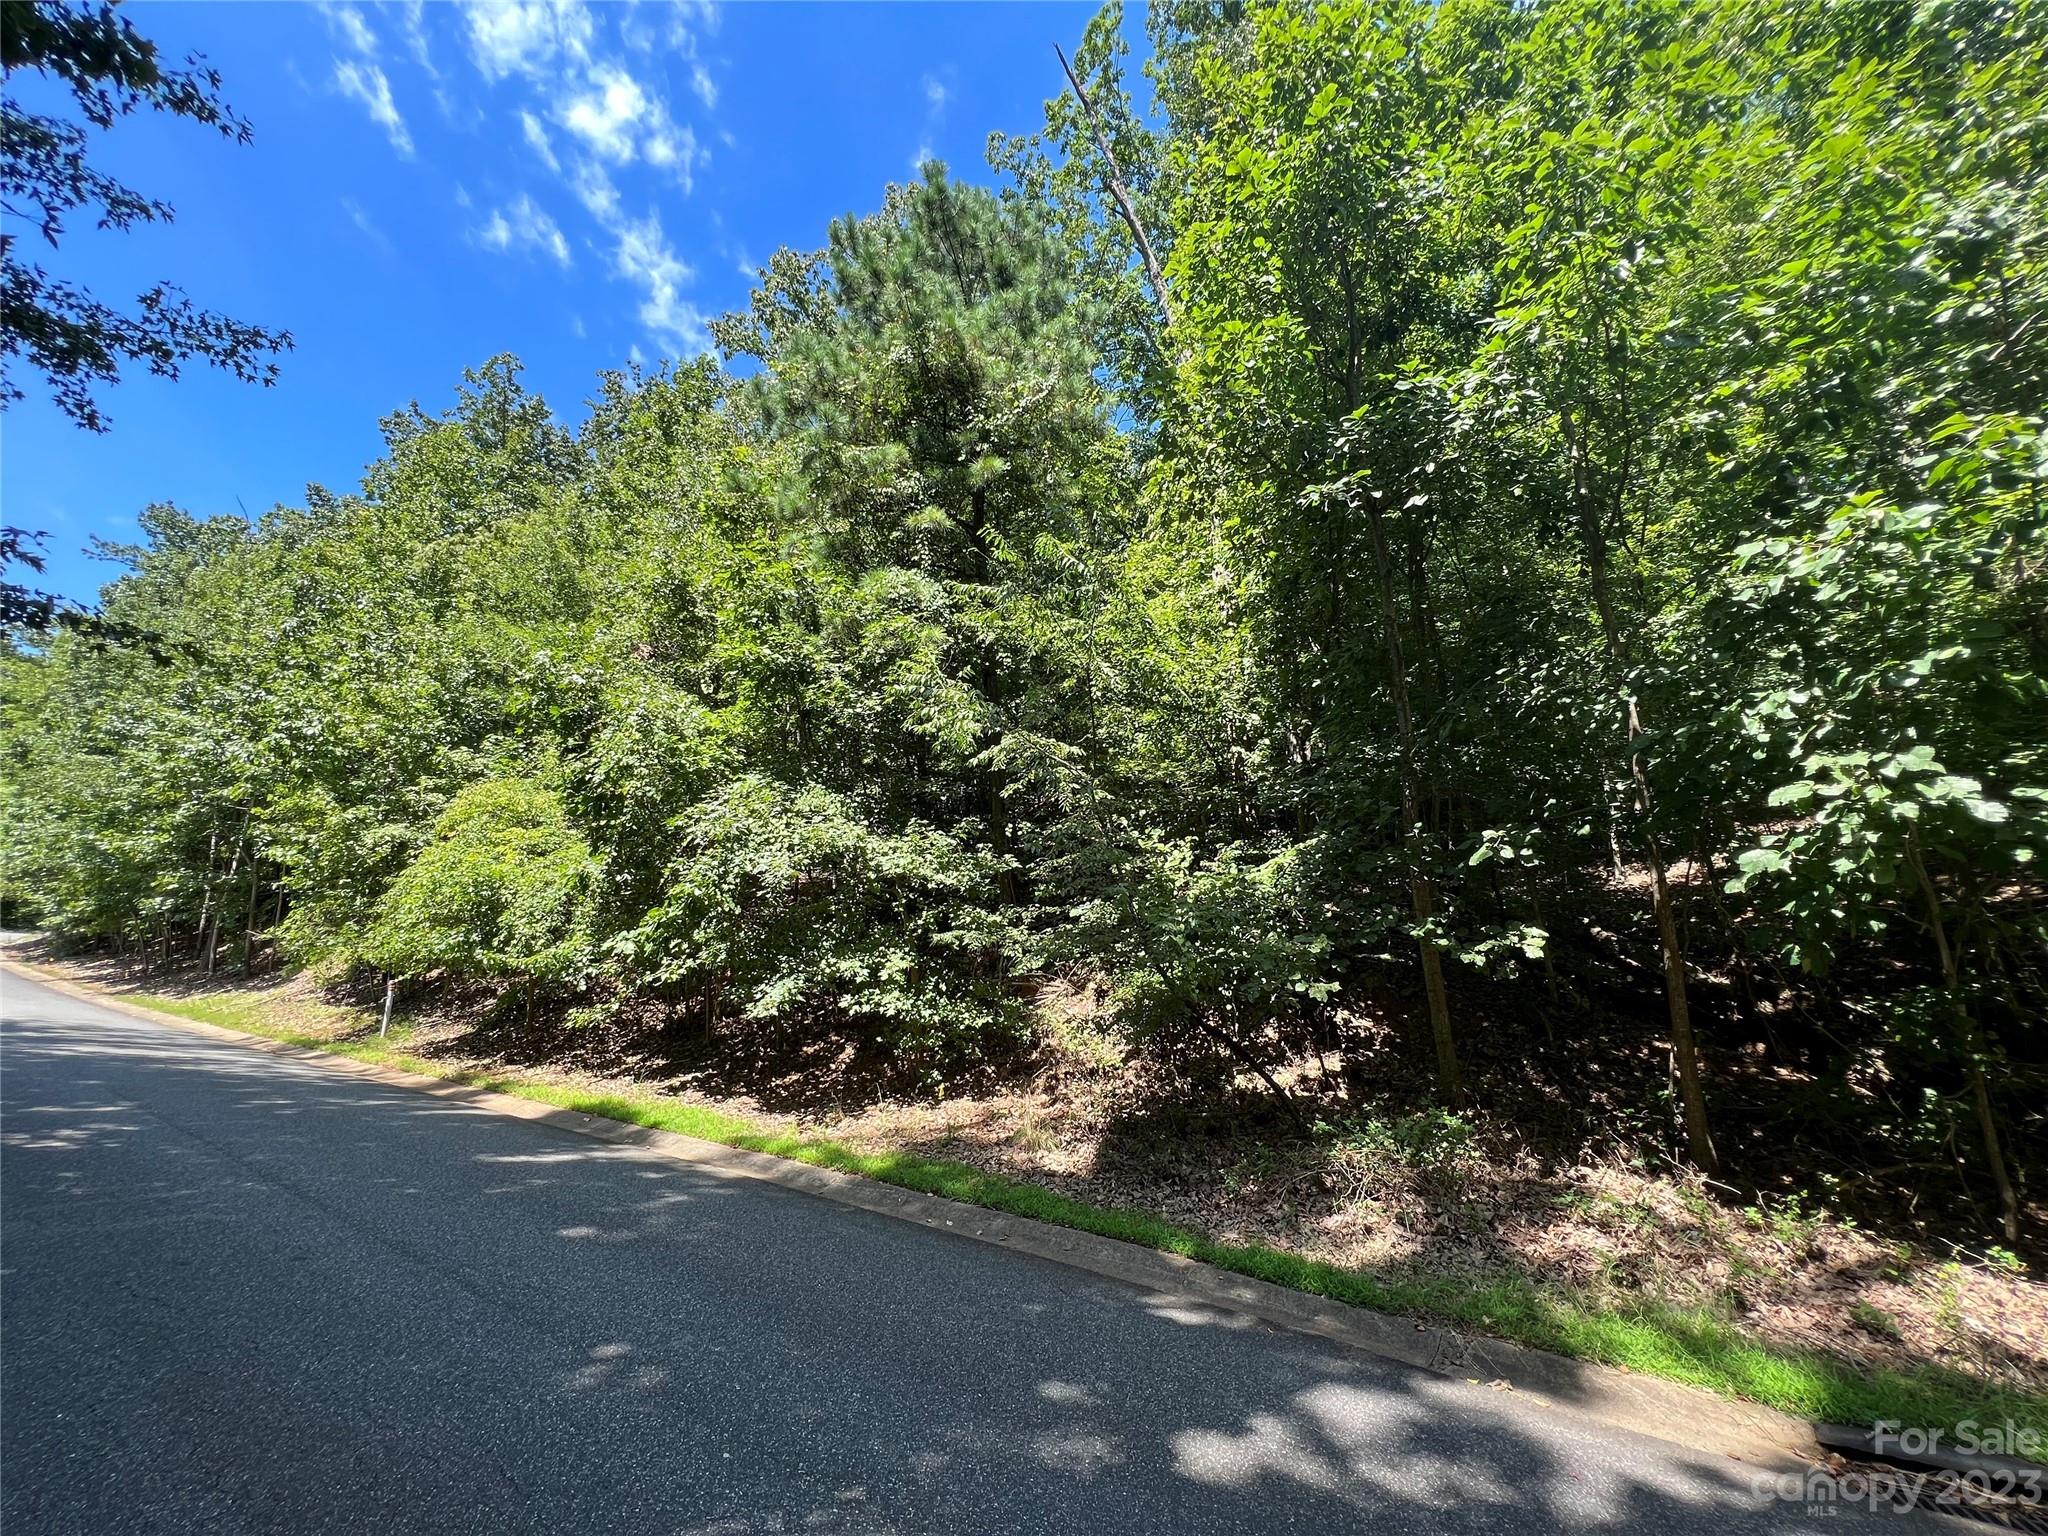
<box><xmin>1852</xmin><ymin>1300</ymin><xmax>1904</xmax><ymax>1340</ymax></box>
<box><xmin>363</xmin><ymin>778</ymin><xmax>594</xmax><ymax>982</ymax></box>
<box><xmin>1053</xmin><ymin>828</ymin><xmax>1342</xmax><ymax>1093</ymax></box>
<box><xmin>1317</xmin><ymin>1108</ymin><xmax>1485</xmax><ymax>1203</ymax></box>
<box><xmin>1720</xmin><ymin>483</ymin><xmax>2046</xmax><ymax>969</ymax></box>
<box><xmin>619</xmin><ymin>775</ymin><xmax>1029</xmax><ymax>1064</ymax></box>
<box><xmin>3</xmin><ymin>0</ymin><xmax>2043</xmax><ymax>1238</ymax></box>
<box><xmin>1</xmin><ymin>0</ymin><xmax>291</xmax><ymax>433</ymax></box>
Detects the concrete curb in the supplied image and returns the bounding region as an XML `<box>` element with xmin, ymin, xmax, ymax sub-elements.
<box><xmin>2</xmin><ymin>954</ymin><xmax>1824</xmax><ymax>1470</ymax></box>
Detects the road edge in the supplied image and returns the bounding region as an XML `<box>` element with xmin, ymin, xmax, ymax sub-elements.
<box><xmin>2</xmin><ymin>953</ymin><xmax>1822</xmax><ymax>1471</ymax></box>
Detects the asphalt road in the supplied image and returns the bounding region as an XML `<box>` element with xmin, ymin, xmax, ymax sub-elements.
<box><xmin>0</xmin><ymin>968</ymin><xmax>1909</xmax><ymax>1533</ymax></box>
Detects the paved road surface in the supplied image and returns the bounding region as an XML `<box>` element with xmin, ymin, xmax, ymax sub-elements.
<box><xmin>1</xmin><ymin>969</ymin><xmax>1901</xmax><ymax>1533</ymax></box>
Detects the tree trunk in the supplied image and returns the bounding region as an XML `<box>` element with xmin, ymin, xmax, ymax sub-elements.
<box><xmin>1529</xmin><ymin>878</ymin><xmax>1561</xmax><ymax>1018</ymax></box>
<box><xmin>207</xmin><ymin>810</ymin><xmax>251</xmax><ymax>977</ymax></box>
<box><xmin>1698</xmin><ymin>833</ymin><xmax>1780</xmax><ymax>1061</ymax></box>
<box><xmin>194</xmin><ymin>828</ymin><xmax>219</xmax><ymax>960</ymax></box>
<box><xmin>1644</xmin><ymin>811</ymin><xmax>1717</xmax><ymax>1178</ymax></box>
<box><xmin>1907</xmin><ymin>838</ymin><xmax>2020</xmax><ymax>1243</ymax></box>
<box><xmin>1566</xmin><ymin>410</ymin><xmax>1717</xmax><ymax>1175</ymax></box>
<box><xmin>240</xmin><ymin>861</ymin><xmax>261</xmax><ymax>976</ymax></box>
<box><xmin>967</xmin><ymin>487</ymin><xmax>1020</xmax><ymax>907</ymax></box>
<box><xmin>1360</xmin><ymin>490</ymin><xmax>1461</xmax><ymax>1104</ymax></box>
<box><xmin>1054</xmin><ymin>43</ymin><xmax>1172</xmax><ymax>332</ymax></box>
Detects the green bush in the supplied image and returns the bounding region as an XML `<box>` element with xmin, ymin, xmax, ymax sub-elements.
<box><xmin>614</xmin><ymin>774</ymin><xmax>1030</xmax><ymax>1067</ymax></box>
<box><xmin>1052</xmin><ymin>831</ymin><xmax>1342</xmax><ymax>1094</ymax></box>
<box><xmin>363</xmin><ymin>778</ymin><xmax>595</xmax><ymax>982</ymax></box>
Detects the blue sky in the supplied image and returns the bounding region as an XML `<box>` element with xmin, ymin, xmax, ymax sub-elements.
<box><xmin>4</xmin><ymin>0</ymin><xmax>1105</xmax><ymax>604</ymax></box>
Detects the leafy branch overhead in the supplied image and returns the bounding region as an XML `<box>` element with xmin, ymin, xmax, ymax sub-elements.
<box><xmin>1</xmin><ymin>0</ymin><xmax>292</xmax><ymax>433</ymax></box>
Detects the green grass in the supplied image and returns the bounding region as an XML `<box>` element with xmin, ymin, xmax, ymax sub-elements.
<box><xmin>131</xmin><ymin>983</ymin><xmax>2047</xmax><ymax>1443</ymax></box>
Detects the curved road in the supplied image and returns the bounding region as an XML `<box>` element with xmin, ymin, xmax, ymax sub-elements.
<box><xmin>1</xmin><ymin>968</ymin><xmax>1900</xmax><ymax>1533</ymax></box>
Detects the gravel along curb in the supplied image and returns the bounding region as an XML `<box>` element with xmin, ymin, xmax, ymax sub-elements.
<box><xmin>2</xmin><ymin>955</ymin><xmax>1824</xmax><ymax>1471</ymax></box>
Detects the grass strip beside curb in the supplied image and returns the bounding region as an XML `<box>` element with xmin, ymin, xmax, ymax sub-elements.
<box><xmin>127</xmin><ymin>983</ymin><xmax>2047</xmax><ymax>1443</ymax></box>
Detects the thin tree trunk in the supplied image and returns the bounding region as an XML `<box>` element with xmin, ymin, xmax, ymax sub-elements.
<box><xmin>1642</xmin><ymin>811</ymin><xmax>1716</xmax><ymax>1176</ymax></box>
<box><xmin>194</xmin><ymin>828</ymin><xmax>219</xmax><ymax>960</ymax></box>
<box><xmin>207</xmin><ymin>811</ymin><xmax>250</xmax><ymax>977</ymax></box>
<box><xmin>967</xmin><ymin>488</ymin><xmax>1020</xmax><ymax>908</ymax></box>
<box><xmin>266</xmin><ymin>884</ymin><xmax>287</xmax><ymax>971</ymax></box>
<box><xmin>1360</xmin><ymin>491</ymin><xmax>1461</xmax><ymax>1104</ymax></box>
<box><xmin>240</xmin><ymin>861</ymin><xmax>261</xmax><ymax>976</ymax></box>
<box><xmin>1698</xmin><ymin>835</ymin><xmax>1778</xmax><ymax>1061</ymax></box>
<box><xmin>1054</xmin><ymin>43</ymin><xmax>1172</xmax><ymax>331</ymax></box>
<box><xmin>1529</xmin><ymin>877</ymin><xmax>1561</xmax><ymax>1018</ymax></box>
<box><xmin>1907</xmin><ymin>837</ymin><xmax>2020</xmax><ymax>1243</ymax></box>
<box><xmin>1565</xmin><ymin>410</ymin><xmax>1717</xmax><ymax>1175</ymax></box>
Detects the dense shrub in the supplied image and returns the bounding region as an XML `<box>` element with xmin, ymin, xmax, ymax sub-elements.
<box><xmin>363</xmin><ymin>778</ymin><xmax>595</xmax><ymax>983</ymax></box>
<box><xmin>616</xmin><ymin>775</ymin><xmax>1031</xmax><ymax>1066</ymax></box>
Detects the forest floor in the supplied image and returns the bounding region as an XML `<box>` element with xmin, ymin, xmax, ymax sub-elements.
<box><xmin>20</xmin><ymin>940</ymin><xmax>2046</xmax><ymax>1433</ymax></box>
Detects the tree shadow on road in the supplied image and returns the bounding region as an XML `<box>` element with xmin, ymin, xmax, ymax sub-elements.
<box><xmin>1</xmin><ymin>999</ymin><xmax>1917</xmax><ymax>1535</ymax></box>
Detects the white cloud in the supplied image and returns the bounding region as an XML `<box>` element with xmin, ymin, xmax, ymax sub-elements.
<box><xmin>520</xmin><ymin>108</ymin><xmax>560</xmax><ymax>172</ymax></box>
<box><xmin>462</xmin><ymin>0</ymin><xmax>593</xmax><ymax>82</ymax></box>
<box><xmin>401</xmin><ymin>0</ymin><xmax>435</xmax><ymax>73</ymax></box>
<box><xmin>447</xmin><ymin>1</ymin><xmax>714</xmax><ymax>354</ymax></box>
<box><xmin>911</xmin><ymin>67</ymin><xmax>951</xmax><ymax>173</ymax></box>
<box><xmin>476</xmin><ymin>193</ymin><xmax>573</xmax><ymax>268</ymax></box>
<box><xmin>432</xmin><ymin>82</ymin><xmax>482</xmax><ymax>128</ymax></box>
<box><xmin>612</xmin><ymin>209</ymin><xmax>705</xmax><ymax>353</ymax></box>
<box><xmin>621</xmin><ymin>0</ymin><xmax>713</xmax><ymax>56</ymax></box>
<box><xmin>570</xmin><ymin>158</ymin><xmax>620</xmax><ymax>222</ymax></box>
<box><xmin>555</xmin><ymin>62</ymin><xmax>699</xmax><ymax>190</ymax></box>
<box><xmin>644</xmin><ymin>122</ymin><xmax>699</xmax><ymax>195</ymax></box>
<box><xmin>559</xmin><ymin>63</ymin><xmax>649</xmax><ymax>162</ymax></box>
<box><xmin>334</xmin><ymin>59</ymin><xmax>413</xmax><ymax>155</ymax></box>
<box><xmin>615</xmin><ymin>5</ymin><xmax>661</xmax><ymax>56</ymax></box>
<box><xmin>324</xmin><ymin>3</ymin><xmax>378</xmax><ymax>56</ymax></box>
<box><xmin>341</xmin><ymin>196</ymin><xmax>393</xmax><ymax>254</ymax></box>
<box><xmin>537</xmin><ymin>216</ymin><xmax>573</xmax><ymax>268</ymax></box>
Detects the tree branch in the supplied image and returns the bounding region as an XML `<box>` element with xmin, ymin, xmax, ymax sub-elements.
<box><xmin>1054</xmin><ymin>42</ymin><xmax>1173</xmax><ymax>332</ymax></box>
